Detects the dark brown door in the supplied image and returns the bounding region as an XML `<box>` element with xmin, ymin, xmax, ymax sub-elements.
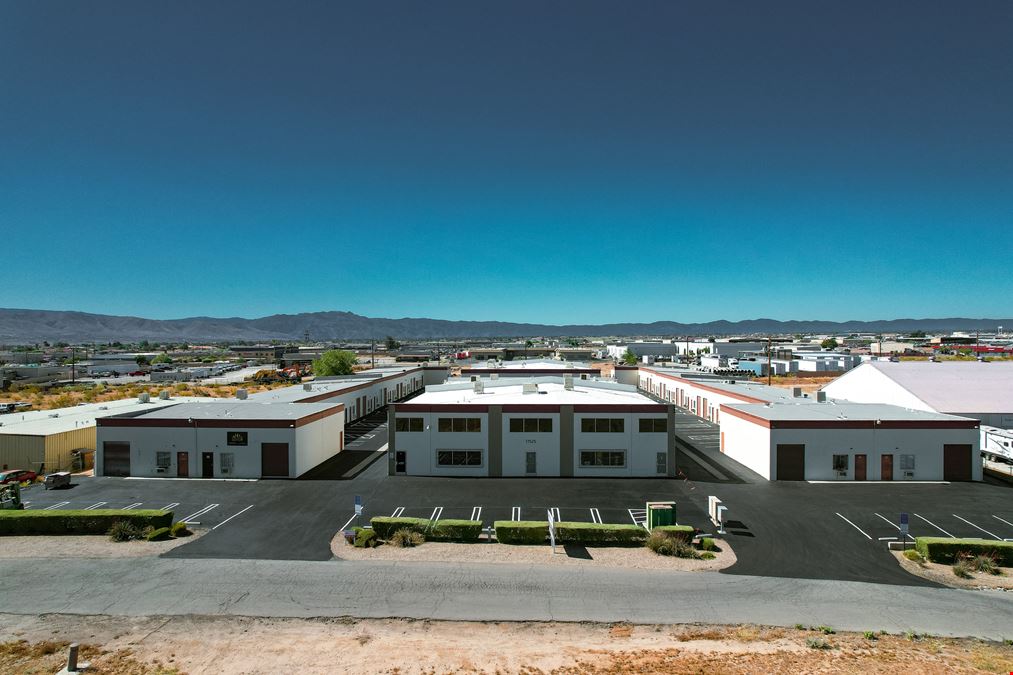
<box><xmin>201</xmin><ymin>452</ymin><xmax>214</xmax><ymax>478</ymax></box>
<box><xmin>177</xmin><ymin>452</ymin><xmax>189</xmax><ymax>477</ymax></box>
<box><xmin>261</xmin><ymin>443</ymin><xmax>290</xmax><ymax>477</ymax></box>
<box><xmin>854</xmin><ymin>454</ymin><xmax>867</xmax><ymax>481</ymax></box>
<box><xmin>102</xmin><ymin>442</ymin><xmax>131</xmax><ymax>477</ymax></box>
<box><xmin>395</xmin><ymin>451</ymin><xmax>406</xmax><ymax>473</ymax></box>
<box><xmin>776</xmin><ymin>444</ymin><xmax>805</xmax><ymax>481</ymax></box>
<box><xmin>881</xmin><ymin>454</ymin><xmax>893</xmax><ymax>481</ymax></box>
<box><xmin>943</xmin><ymin>444</ymin><xmax>972</xmax><ymax>481</ymax></box>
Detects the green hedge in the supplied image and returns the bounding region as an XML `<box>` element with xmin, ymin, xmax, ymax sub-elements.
<box><xmin>0</xmin><ymin>510</ymin><xmax>173</xmax><ymax>536</ymax></box>
<box><xmin>429</xmin><ymin>519</ymin><xmax>483</xmax><ymax>542</ymax></box>
<box><xmin>145</xmin><ymin>526</ymin><xmax>171</xmax><ymax>541</ymax></box>
<box><xmin>653</xmin><ymin>525</ymin><xmax>695</xmax><ymax>542</ymax></box>
<box><xmin>494</xmin><ymin>521</ymin><xmax>548</xmax><ymax>545</ymax></box>
<box><xmin>915</xmin><ymin>537</ymin><xmax>1013</xmax><ymax>566</ymax></box>
<box><xmin>369</xmin><ymin>517</ymin><xmax>482</xmax><ymax>542</ymax></box>
<box><xmin>555</xmin><ymin>522</ymin><xmax>648</xmax><ymax>545</ymax></box>
<box><xmin>370</xmin><ymin>517</ymin><xmax>430</xmax><ymax>538</ymax></box>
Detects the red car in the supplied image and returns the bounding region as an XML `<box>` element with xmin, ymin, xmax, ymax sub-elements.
<box><xmin>128</xmin><ymin>370</ymin><xmax>147</xmax><ymax>377</ymax></box>
<box><xmin>0</xmin><ymin>469</ymin><xmax>37</xmax><ymax>484</ymax></box>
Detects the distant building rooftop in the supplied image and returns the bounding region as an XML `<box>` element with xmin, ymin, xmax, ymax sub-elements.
<box><xmin>0</xmin><ymin>397</ymin><xmax>219</xmax><ymax>436</ymax></box>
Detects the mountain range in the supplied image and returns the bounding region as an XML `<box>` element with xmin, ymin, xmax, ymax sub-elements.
<box><xmin>1</xmin><ymin>308</ymin><xmax>1010</xmax><ymax>343</ymax></box>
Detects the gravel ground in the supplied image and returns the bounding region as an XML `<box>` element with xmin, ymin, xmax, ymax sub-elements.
<box><xmin>0</xmin><ymin>533</ymin><xmax>201</xmax><ymax>559</ymax></box>
<box><xmin>332</xmin><ymin>533</ymin><xmax>735</xmax><ymax>571</ymax></box>
<box><xmin>892</xmin><ymin>550</ymin><xmax>1013</xmax><ymax>591</ymax></box>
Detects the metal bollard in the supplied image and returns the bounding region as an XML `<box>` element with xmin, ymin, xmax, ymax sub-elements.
<box><xmin>67</xmin><ymin>643</ymin><xmax>79</xmax><ymax>671</ymax></box>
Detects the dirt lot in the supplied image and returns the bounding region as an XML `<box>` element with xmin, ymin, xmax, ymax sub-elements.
<box><xmin>333</xmin><ymin>534</ymin><xmax>735</xmax><ymax>571</ymax></box>
<box><xmin>0</xmin><ymin>380</ymin><xmax>292</xmax><ymax>411</ymax></box>
<box><xmin>2</xmin><ymin>614</ymin><xmax>1011</xmax><ymax>674</ymax></box>
<box><xmin>892</xmin><ymin>550</ymin><xmax>1013</xmax><ymax>592</ymax></box>
<box><xmin>750</xmin><ymin>375</ymin><xmax>837</xmax><ymax>394</ymax></box>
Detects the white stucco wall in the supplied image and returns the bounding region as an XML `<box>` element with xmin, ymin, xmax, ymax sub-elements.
<box><xmin>718</xmin><ymin>413</ymin><xmax>773</xmax><ymax>479</ymax></box>
<box><xmin>391</xmin><ymin>412</ymin><xmax>490</xmax><ymax>477</ymax></box>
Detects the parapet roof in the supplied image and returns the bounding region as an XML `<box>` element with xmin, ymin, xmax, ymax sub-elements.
<box><xmin>248</xmin><ymin>366</ymin><xmax>423</xmax><ymax>403</ymax></box>
<box><xmin>123</xmin><ymin>400</ymin><xmax>341</xmax><ymax>421</ymax></box>
<box><xmin>0</xmin><ymin>396</ymin><xmax>220</xmax><ymax>436</ymax></box>
<box><xmin>724</xmin><ymin>401</ymin><xmax>977</xmax><ymax>424</ymax></box>
<box><xmin>410</xmin><ymin>377</ymin><xmax>656</xmax><ymax>406</ymax></box>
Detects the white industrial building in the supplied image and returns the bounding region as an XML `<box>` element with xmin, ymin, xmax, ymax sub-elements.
<box><xmin>389</xmin><ymin>376</ymin><xmax>675</xmax><ymax>477</ymax></box>
<box><xmin>96</xmin><ymin>400</ymin><xmax>345</xmax><ymax>478</ymax></box>
<box><xmin>821</xmin><ymin>361</ymin><xmax>1013</xmax><ymax>428</ymax></box>
<box><xmin>606</xmin><ymin>342</ymin><xmax>682</xmax><ymax>361</ymax></box>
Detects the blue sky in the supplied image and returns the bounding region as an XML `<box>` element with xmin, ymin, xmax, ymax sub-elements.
<box><xmin>2</xmin><ymin>1</ymin><xmax>1012</xmax><ymax>324</ymax></box>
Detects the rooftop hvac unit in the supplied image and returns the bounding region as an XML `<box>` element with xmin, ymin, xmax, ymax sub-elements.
<box><xmin>816</xmin><ymin>391</ymin><xmax>827</xmax><ymax>402</ymax></box>
<box><xmin>581</xmin><ymin>373</ymin><xmax>588</xmax><ymax>380</ymax></box>
<box><xmin>159</xmin><ymin>390</ymin><xmax>170</xmax><ymax>400</ymax></box>
<box><xmin>303</xmin><ymin>383</ymin><xmax>313</xmax><ymax>391</ymax></box>
<box><xmin>491</xmin><ymin>373</ymin><xmax>498</xmax><ymax>380</ymax></box>
<box><xmin>792</xmin><ymin>387</ymin><xmax>803</xmax><ymax>398</ymax></box>
<box><xmin>563</xmin><ymin>375</ymin><xmax>574</xmax><ymax>390</ymax></box>
<box><xmin>236</xmin><ymin>389</ymin><xmax>248</xmax><ymax>400</ymax></box>
<box><xmin>473</xmin><ymin>380</ymin><xmax>484</xmax><ymax>393</ymax></box>
<box><xmin>522</xmin><ymin>383</ymin><xmax>539</xmax><ymax>395</ymax></box>
<box><xmin>138</xmin><ymin>393</ymin><xmax>151</xmax><ymax>403</ymax></box>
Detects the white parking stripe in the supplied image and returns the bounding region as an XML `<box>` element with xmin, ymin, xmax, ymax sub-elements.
<box><xmin>42</xmin><ymin>501</ymin><xmax>70</xmax><ymax>511</ymax></box>
<box><xmin>548</xmin><ymin>507</ymin><xmax>560</xmax><ymax>522</ymax></box>
<box><xmin>211</xmin><ymin>505</ymin><xmax>254</xmax><ymax>530</ymax></box>
<box><xmin>123</xmin><ymin>502</ymin><xmax>143</xmax><ymax>510</ymax></box>
<box><xmin>590</xmin><ymin>508</ymin><xmax>602</xmax><ymax>524</ymax></box>
<box><xmin>835</xmin><ymin>513</ymin><xmax>872</xmax><ymax>540</ymax></box>
<box><xmin>628</xmin><ymin>508</ymin><xmax>647</xmax><ymax>526</ymax></box>
<box><xmin>181</xmin><ymin>504</ymin><xmax>219</xmax><ymax>523</ymax></box>
<box><xmin>340</xmin><ymin>513</ymin><xmax>361</xmax><ymax>532</ymax></box>
<box><xmin>429</xmin><ymin>506</ymin><xmax>443</xmax><ymax>523</ymax></box>
<box><xmin>914</xmin><ymin>513</ymin><xmax>955</xmax><ymax>538</ymax></box>
<box><xmin>470</xmin><ymin>506</ymin><xmax>482</xmax><ymax>521</ymax></box>
<box><xmin>160</xmin><ymin>503</ymin><xmax>180</xmax><ymax>512</ymax></box>
<box><xmin>993</xmin><ymin>514</ymin><xmax>1013</xmax><ymax>529</ymax></box>
<box><xmin>874</xmin><ymin>512</ymin><xmax>915</xmax><ymax>540</ymax></box>
<box><xmin>84</xmin><ymin>502</ymin><xmax>107</xmax><ymax>510</ymax></box>
<box><xmin>390</xmin><ymin>506</ymin><xmax>405</xmax><ymax>517</ymax></box>
<box><xmin>953</xmin><ymin>514</ymin><xmax>1001</xmax><ymax>540</ymax></box>
<box><xmin>511</xmin><ymin>506</ymin><xmax>521</xmax><ymax>521</ymax></box>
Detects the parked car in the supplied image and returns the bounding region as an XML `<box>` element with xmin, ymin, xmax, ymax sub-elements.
<box><xmin>0</xmin><ymin>469</ymin><xmax>37</xmax><ymax>484</ymax></box>
<box><xmin>128</xmin><ymin>370</ymin><xmax>147</xmax><ymax>377</ymax></box>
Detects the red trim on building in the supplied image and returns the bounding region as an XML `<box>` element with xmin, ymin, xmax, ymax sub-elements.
<box><xmin>718</xmin><ymin>404</ymin><xmax>979</xmax><ymax>430</ymax></box>
<box><xmin>639</xmin><ymin>368</ymin><xmax>768</xmax><ymax>405</ymax></box>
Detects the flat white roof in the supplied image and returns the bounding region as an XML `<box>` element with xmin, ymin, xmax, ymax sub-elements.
<box><xmin>413</xmin><ymin>379</ymin><xmax>657</xmax><ymax>406</ymax></box>
<box><xmin>463</xmin><ymin>359</ymin><xmax>594</xmax><ymax>370</ymax></box>
<box><xmin>645</xmin><ymin>368</ymin><xmax>813</xmax><ymax>404</ymax></box>
<box><xmin>858</xmin><ymin>361</ymin><xmax>1013</xmax><ymax>414</ymax></box>
<box><xmin>726</xmin><ymin>401</ymin><xmax>976</xmax><ymax>423</ymax></box>
<box><xmin>130</xmin><ymin>401</ymin><xmax>341</xmax><ymax>421</ymax></box>
<box><xmin>0</xmin><ymin>396</ymin><xmax>220</xmax><ymax>436</ymax></box>
<box><xmin>249</xmin><ymin>367</ymin><xmax>423</xmax><ymax>403</ymax></box>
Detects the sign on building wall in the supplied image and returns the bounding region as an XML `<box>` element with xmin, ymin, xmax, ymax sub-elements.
<box><xmin>227</xmin><ymin>431</ymin><xmax>249</xmax><ymax>446</ymax></box>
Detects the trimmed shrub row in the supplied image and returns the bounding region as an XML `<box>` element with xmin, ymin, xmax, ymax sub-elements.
<box><xmin>555</xmin><ymin>522</ymin><xmax>648</xmax><ymax>545</ymax></box>
<box><xmin>494</xmin><ymin>521</ymin><xmax>548</xmax><ymax>545</ymax></box>
<box><xmin>369</xmin><ymin>517</ymin><xmax>482</xmax><ymax>542</ymax></box>
<box><xmin>145</xmin><ymin>527</ymin><xmax>172</xmax><ymax>542</ymax></box>
<box><xmin>0</xmin><ymin>509</ymin><xmax>173</xmax><ymax>536</ymax></box>
<box><xmin>653</xmin><ymin>525</ymin><xmax>695</xmax><ymax>542</ymax></box>
<box><xmin>915</xmin><ymin>537</ymin><xmax>1013</xmax><ymax>566</ymax></box>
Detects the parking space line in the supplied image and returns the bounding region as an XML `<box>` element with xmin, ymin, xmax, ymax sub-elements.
<box><xmin>953</xmin><ymin>514</ymin><xmax>1001</xmax><ymax>540</ymax></box>
<box><xmin>835</xmin><ymin>513</ymin><xmax>872</xmax><ymax>540</ymax></box>
<box><xmin>390</xmin><ymin>507</ymin><xmax>405</xmax><ymax>517</ymax></box>
<box><xmin>161</xmin><ymin>502</ymin><xmax>180</xmax><ymax>511</ymax></box>
<box><xmin>628</xmin><ymin>508</ymin><xmax>647</xmax><ymax>526</ymax></box>
<box><xmin>84</xmin><ymin>502</ymin><xmax>107</xmax><ymax>510</ymax></box>
<box><xmin>913</xmin><ymin>513</ymin><xmax>955</xmax><ymax>538</ymax></box>
<box><xmin>590</xmin><ymin>508</ymin><xmax>602</xmax><ymax>524</ymax></box>
<box><xmin>548</xmin><ymin>507</ymin><xmax>560</xmax><ymax>522</ymax></box>
<box><xmin>181</xmin><ymin>504</ymin><xmax>219</xmax><ymax>523</ymax></box>
<box><xmin>211</xmin><ymin>505</ymin><xmax>254</xmax><ymax>531</ymax></box>
<box><xmin>123</xmin><ymin>503</ymin><xmax>143</xmax><ymax>510</ymax></box>
<box><xmin>340</xmin><ymin>513</ymin><xmax>361</xmax><ymax>532</ymax></box>
<box><xmin>874</xmin><ymin>512</ymin><xmax>915</xmax><ymax>540</ymax></box>
<box><xmin>42</xmin><ymin>501</ymin><xmax>70</xmax><ymax>511</ymax></box>
<box><xmin>511</xmin><ymin>507</ymin><xmax>521</xmax><ymax>521</ymax></box>
<box><xmin>993</xmin><ymin>514</ymin><xmax>1013</xmax><ymax>529</ymax></box>
<box><xmin>429</xmin><ymin>506</ymin><xmax>443</xmax><ymax>523</ymax></box>
<box><xmin>470</xmin><ymin>506</ymin><xmax>482</xmax><ymax>521</ymax></box>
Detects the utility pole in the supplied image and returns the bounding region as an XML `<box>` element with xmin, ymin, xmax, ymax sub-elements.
<box><xmin>767</xmin><ymin>336</ymin><xmax>772</xmax><ymax>386</ymax></box>
<box><xmin>71</xmin><ymin>346</ymin><xmax>76</xmax><ymax>384</ymax></box>
<box><xmin>371</xmin><ymin>339</ymin><xmax>375</xmax><ymax>368</ymax></box>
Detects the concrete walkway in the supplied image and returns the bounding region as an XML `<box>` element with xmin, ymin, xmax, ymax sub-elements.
<box><xmin>2</xmin><ymin>557</ymin><xmax>1011</xmax><ymax>640</ymax></box>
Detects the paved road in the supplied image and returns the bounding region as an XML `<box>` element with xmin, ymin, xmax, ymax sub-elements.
<box><xmin>1</xmin><ymin>557</ymin><xmax>1011</xmax><ymax>639</ymax></box>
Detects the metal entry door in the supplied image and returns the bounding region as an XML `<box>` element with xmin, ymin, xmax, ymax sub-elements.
<box><xmin>525</xmin><ymin>451</ymin><xmax>537</xmax><ymax>474</ymax></box>
<box><xmin>395</xmin><ymin>451</ymin><xmax>406</xmax><ymax>473</ymax></box>
<box><xmin>177</xmin><ymin>452</ymin><xmax>189</xmax><ymax>477</ymax></box>
<box><xmin>202</xmin><ymin>452</ymin><xmax>214</xmax><ymax>478</ymax></box>
<box><xmin>881</xmin><ymin>454</ymin><xmax>893</xmax><ymax>481</ymax></box>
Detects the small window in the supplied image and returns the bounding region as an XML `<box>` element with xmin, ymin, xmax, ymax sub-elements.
<box><xmin>453</xmin><ymin>418</ymin><xmax>466</xmax><ymax>432</ymax></box>
<box><xmin>900</xmin><ymin>454</ymin><xmax>915</xmax><ymax>471</ymax></box>
<box><xmin>156</xmin><ymin>451</ymin><xmax>171</xmax><ymax>469</ymax></box>
<box><xmin>538</xmin><ymin>418</ymin><xmax>552</xmax><ymax>433</ymax></box>
<box><xmin>581</xmin><ymin>418</ymin><xmax>595</xmax><ymax>433</ymax></box>
<box><xmin>396</xmin><ymin>418</ymin><xmax>409</xmax><ymax>432</ymax></box>
<box><xmin>436</xmin><ymin>449</ymin><xmax>483</xmax><ymax>466</ymax></box>
<box><xmin>596</xmin><ymin>418</ymin><xmax>610</xmax><ymax>433</ymax></box>
<box><xmin>524</xmin><ymin>418</ymin><xmax>538</xmax><ymax>433</ymax></box>
<box><xmin>438</xmin><ymin>418</ymin><xmax>453</xmax><ymax>433</ymax></box>
<box><xmin>833</xmin><ymin>454</ymin><xmax>849</xmax><ymax>472</ymax></box>
<box><xmin>220</xmin><ymin>452</ymin><xmax>234</xmax><ymax>475</ymax></box>
<box><xmin>580</xmin><ymin>450</ymin><xmax>626</xmax><ymax>467</ymax></box>
<box><xmin>510</xmin><ymin>418</ymin><xmax>523</xmax><ymax>433</ymax></box>
<box><xmin>639</xmin><ymin>418</ymin><xmax>667</xmax><ymax>433</ymax></box>
<box><xmin>466</xmin><ymin>418</ymin><xmax>481</xmax><ymax>433</ymax></box>
<box><xmin>396</xmin><ymin>417</ymin><xmax>424</xmax><ymax>432</ymax></box>
<box><xmin>610</xmin><ymin>418</ymin><xmax>624</xmax><ymax>433</ymax></box>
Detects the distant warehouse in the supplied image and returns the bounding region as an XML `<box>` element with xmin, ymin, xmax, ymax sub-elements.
<box><xmin>389</xmin><ymin>376</ymin><xmax>675</xmax><ymax>477</ymax></box>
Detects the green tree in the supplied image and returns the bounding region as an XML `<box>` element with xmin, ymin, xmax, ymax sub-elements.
<box><xmin>622</xmin><ymin>350</ymin><xmax>638</xmax><ymax>365</ymax></box>
<box><xmin>909</xmin><ymin>330</ymin><xmax>926</xmax><ymax>338</ymax></box>
<box><xmin>151</xmin><ymin>354</ymin><xmax>173</xmax><ymax>365</ymax></box>
<box><xmin>312</xmin><ymin>349</ymin><xmax>358</xmax><ymax>376</ymax></box>
<box><xmin>135</xmin><ymin>355</ymin><xmax>150</xmax><ymax>366</ymax></box>
<box><xmin>821</xmin><ymin>338</ymin><xmax>839</xmax><ymax>350</ymax></box>
<box><xmin>385</xmin><ymin>336</ymin><xmax>401</xmax><ymax>351</ymax></box>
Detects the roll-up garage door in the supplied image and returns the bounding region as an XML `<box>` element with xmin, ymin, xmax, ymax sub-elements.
<box><xmin>102</xmin><ymin>442</ymin><xmax>131</xmax><ymax>477</ymax></box>
<box><xmin>943</xmin><ymin>444</ymin><xmax>972</xmax><ymax>481</ymax></box>
<box><xmin>261</xmin><ymin>443</ymin><xmax>290</xmax><ymax>477</ymax></box>
<box><xmin>776</xmin><ymin>444</ymin><xmax>805</xmax><ymax>481</ymax></box>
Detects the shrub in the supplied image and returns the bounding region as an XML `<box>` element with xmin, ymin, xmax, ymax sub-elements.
<box><xmin>952</xmin><ymin>560</ymin><xmax>972</xmax><ymax>578</ymax></box>
<box><xmin>698</xmin><ymin>537</ymin><xmax>718</xmax><ymax>551</ymax></box>
<box><xmin>806</xmin><ymin>637</ymin><xmax>832</xmax><ymax>650</ymax></box>
<box><xmin>699</xmin><ymin>551</ymin><xmax>716</xmax><ymax>560</ymax></box>
<box><xmin>903</xmin><ymin>549</ymin><xmax>924</xmax><ymax>562</ymax></box>
<box><xmin>966</xmin><ymin>553</ymin><xmax>1000</xmax><ymax>575</ymax></box>
<box><xmin>389</xmin><ymin>528</ymin><xmax>424</xmax><ymax>548</ymax></box>
<box><xmin>863</xmin><ymin>631</ymin><xmax>878</xmax><ymax>641</ymax></box>
<box><xmin>170</xmin><ymin>522</ymin><xmax>192</xmax><ymax>538</ymax></box>
<box><xmin>652</xmin><ymin>525</ymin><xmax>694</xmax><ymax>542</ymax></box>
<box><xmin>145</xmin><ymin>527</ymin><xmax>171</xmax><ymax>541</ymax></box>
<box><xmin>818</xmin><ymin>626</ymin><xmax>835</xmax><ymax>635</ymax></box>
<box><xmin>370</xmin><ymin>517</ymin><xmax>430</xmax><ymax>539</ymax></box>
<box><xmin>108</xmin><ymin>521</ymin><xmax>141</xmax><ymax>542</ymax></box>
<box><xmin>554</xmin><ymin>522</ymin><xmax>648</xmax><ymax>546</ymax></box>
<box><xmin>0</xmin><ymin>510</ymin><xmax>172</xmax><ymax>536</ymax></box>
<box><xmin>429</xmin><ymin>519</ymin><xmax>483</xmax><ymax>542</ymax></box>
<box><xmin>494</xmin><ymin>521</ymin><xmax>548</xmax><ymax>545</ymax></box>
<box><xmin>354</xmin><ymin>528</ymin><xmax>378</xmax><ymax>548</ymax></box>
<box><xmin>915</xmin><ymin>537</ymin><xmax>1013</xmax><ymax>566</ymax></box>
<box><xmin>646</xmin><ymin>531</ymin><xmax>698</xmax><ymax>558</ymax></box>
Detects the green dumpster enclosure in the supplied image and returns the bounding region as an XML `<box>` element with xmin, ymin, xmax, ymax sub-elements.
<box><xmin>647</xmin><ymin>502</ymin><xmax>675</xmax><ymax>529</ymax></box>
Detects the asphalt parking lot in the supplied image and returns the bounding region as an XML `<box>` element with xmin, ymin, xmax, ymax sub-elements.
<box><xmin>16</xmin><ymin>410</ymin><xmax>1013</xmax><ymax>585</ymax></box>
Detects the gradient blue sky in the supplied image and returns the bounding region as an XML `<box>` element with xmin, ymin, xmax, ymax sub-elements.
<box><xmin>2</xmin><ymin>1</ymin><xmax>1012</xmax><ymax>324</ymax></box>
